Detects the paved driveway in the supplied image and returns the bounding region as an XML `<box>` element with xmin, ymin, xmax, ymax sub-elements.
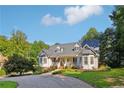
<box><xmin>0</xmin><ymin>73</ymin><xmax>92</xmax><ymax>88</ymax></box>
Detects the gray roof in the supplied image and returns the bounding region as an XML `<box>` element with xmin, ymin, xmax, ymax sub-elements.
<box><xmin>79</xmin><ymin>47</ymin><xmax>95</xmax><ymax>55</ymax></box>
<box><xmin>39</xmin><ymin>42</ymin><xmax>98</xmax><ymax>57</ymax></box>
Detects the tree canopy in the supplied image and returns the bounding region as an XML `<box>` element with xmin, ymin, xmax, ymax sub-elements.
<box><xmin>100</xmin><ymin>6</ymin><xmax>124</xmax><ymax>67</ymax></box>
<box><xmin>80</xmin><ymin>27</ymin><xmax>100</xmax><ymax>43</ymax></box>
<box><xmin>109</xmin><ymin>6</ymin><xmax>124</xmax><ymax>65</ymax></box>
<box><xmin>0</xmin><ymin>30</ymin><xmax>49</xmax><ymax>75</ymax></box>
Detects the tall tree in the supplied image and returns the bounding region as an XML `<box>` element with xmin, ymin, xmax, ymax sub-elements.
<box><xmin>109</xmin><ymin>6</ymin><xmax>124</xmax><ymax>66</ymax></box>
<box><xmin>10</xmin><ymin>30</ymin><xmax>30</xmax><ymax>57</ymax></box>
<box><xmin>80</xmin><ymin>27</ymin><xmax>100</xmax><ymax>43</ymax></box>
<box><xmin>99</xmin><ymin>28</ymin><xmax>119</xmax><ymax>67</ymax></box>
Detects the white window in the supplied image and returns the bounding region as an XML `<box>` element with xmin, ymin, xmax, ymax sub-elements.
<box><xmin>39</xmin><ymin>57</ymin><xmax>42</xmax><ymax>64</ymax></box>
<box><xmin>84</xmin><ymin>57</ymin><xmax>88</xmax><ymax>65</ymax></box>
<box><xmin>43</xmin><ymin>58</ymin><xmax>47</xmax><ymax>64</ymax></box>
<box><xmin>90</xmin><ymin>57</ymin><xmax>94</xmax><ymax>64</ymax></box>
<box><xmin>73</xmin><ymin>43</ymin><xmax>79</xmax><ymax>51</ymax></box>
<box><xmin>73</xmin><ymin>57</ymin><xmax>77</xmax><ymax>62</ymax></box>
<box><xmin>80</xmin><ymin>57</ymin><xmax>82</xmax><ymax>62</ymax></box>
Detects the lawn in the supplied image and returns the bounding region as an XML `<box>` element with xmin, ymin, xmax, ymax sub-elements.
<box><xmin>0</xmin><ymin>81</ymin><xmax>17</xmax><ymax>88</ymax></box>
<box><xmin>60</xmin><ymin>68</ymin><xmax>124</xmax><ymax>88</ymax></box>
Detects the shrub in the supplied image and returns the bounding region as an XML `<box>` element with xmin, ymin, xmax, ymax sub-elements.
<box><xmin>98</xmin><ymin>65</ymin><xmax>111</xmax><ymax>71</ymax></box>
<box><xmin>64</xmin><ymin>68</ymin><xmax>78</xmax><ymax>72</ymax></box>
<box><xmin>4</xmin><ymin>54</ymin><xmax>35</xmax><ymax>76</ymax></box>
<box><xmin>0</xmin><ymin>69</ymin><xmax>6</xmax><ymax>76</ymax></box>
<box><xmin>42</xmin><ymin>66</ymin><xmax>57</xmax><ymax>73</ymax></box>
<box><xmin>52</xmin><ymin>69</ymin><xmax>63</xmax><ymax>75</ymax></box>
<box><xmin>71</xmin><ymin>66</ymin><xmax>78</xmax><ymax>69</ymax></box>
<box><xmin>33</xmin><ymin>66</ymin><xmax>42</xmax><ymax>75</ymax></box>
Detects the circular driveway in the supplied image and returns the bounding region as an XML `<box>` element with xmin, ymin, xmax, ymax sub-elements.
<box><xmin>0</xmin><ymin>74</ymin><xmax>92</xmax><ymax>88</ymax></box>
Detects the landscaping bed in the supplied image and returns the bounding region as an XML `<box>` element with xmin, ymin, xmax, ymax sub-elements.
<box><xmin>0</xmin><ymin>81</ymin><xmax>17</xmax><ymax>88</ymax></box>
<box><xmin>52</xmin><ymin>68</ymin><xmax>124</xmax><ymax>88</ymax></box>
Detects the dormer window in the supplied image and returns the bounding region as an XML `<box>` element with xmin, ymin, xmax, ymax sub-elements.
<box><xmin>73</xmin><ymin>43</ymin><xmax>80</xmax><ymax>51</ymax></box>
<box><xmin>56</xmin><ymin>46</ymin><xmax>60</xmax><ymax>50</ymax></box>
<box><xmin>60</xmin><ymin>48</ymin><xmax>63</xmax><ymax>52</ymax></box>
<box><xmin>55</xmin><ymin>46</ymin><xmax>63</xmax><ymax>53</ymax></box>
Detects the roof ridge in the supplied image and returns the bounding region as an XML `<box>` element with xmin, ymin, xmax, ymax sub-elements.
<box><xmin>51</xmin><ymin>42</ymin><xmax>80</xmax><ymax>47</ymax></box>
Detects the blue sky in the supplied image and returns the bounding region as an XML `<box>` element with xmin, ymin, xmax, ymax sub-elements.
<box><xmin>0</xmin><ymin>5</ymin><xmax>114</xmax><ymax>45</ymax></box>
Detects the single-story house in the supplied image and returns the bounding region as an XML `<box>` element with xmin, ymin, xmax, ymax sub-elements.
<box><xmin>39</xmin><ymin>40</ymin><xmax>99</xmax><ymax>70</ymax></box>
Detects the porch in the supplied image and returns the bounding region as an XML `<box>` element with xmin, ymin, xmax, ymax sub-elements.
<box><xmin>51</xmin><ymin>56</ymin><xmax>78</xmax><ymax>68</ymax></box>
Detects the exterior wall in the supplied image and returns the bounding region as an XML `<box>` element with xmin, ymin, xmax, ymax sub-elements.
<box><xmin>39</xmin><ymin>55</ymin><xmax>98</xmax><ymax>70</ymax></box>
<box><xmin>81</xmin><ymin>55</ymin><xmax>98</xmax><ymax>69</ymax></box>
<box><xmin>39</xmin><ymin>57</ymin><xmax>53</xmax><ymax>68</ymax></box>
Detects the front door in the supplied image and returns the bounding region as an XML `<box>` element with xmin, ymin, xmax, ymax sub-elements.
<box><xmin>73</xmin><ymin>57</ymin><xmax>77</xmax><ymax>66</ymax></box>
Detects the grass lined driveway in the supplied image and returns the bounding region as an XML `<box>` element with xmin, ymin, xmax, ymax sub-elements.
<box><xmin>61</xmin><ymin>68</ymin><xmax>124</xmax><ymax>88</ymax></box>
<box><xmin>0</xmin><ymin>73</ymin><xmax>92</xmax><ymax>88</ymax></box>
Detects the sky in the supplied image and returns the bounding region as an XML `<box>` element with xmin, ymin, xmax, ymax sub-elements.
<box><xmin>0</xmin><ymin>5</ymin><xmax>114</xmax><ymax>45</ymax></box>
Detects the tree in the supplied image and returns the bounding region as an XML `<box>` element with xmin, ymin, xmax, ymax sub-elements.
<box><xmin>10</xmin><ymin>30</ymin><xmax>30</xmax><ymax>57</ymax></box>
<box><xmin>29</xmin><ymin>40</ymin><xmax>49</xmax><ymax>61</ymax></box>
<box><xmin>0</xmin><ymin>35</ymin><xmax>12</xmax><ymax>56</ymax></box>
<box><xmin>109</xmin><ymin>6</ymin><xmax>124</xmax><ymax>66</ymax></box>
<box><xmin>4</xmin><ymin>54</ymin><xmax>35</xmax><ymax>75</ymax></box>
<box><xmin>80</xmin><ymin>27</ymin><xmax>100</xmax><ymax>43</ymax></box>
<box><xmin>99</xmin><ymin>28</ymin><xmax>120</xmax><ymax>67</ymax></box>
<box><xmin>54</xmin><ymin>43</ymin><xmax>60</xmax><ymax>45</ymax></box>
<box><xmin>1</xmin><ymin>30</ymin><xmax>49</xmax><ymax>75</ymax></box>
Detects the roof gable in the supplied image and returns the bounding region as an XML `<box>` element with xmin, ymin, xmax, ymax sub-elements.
<box><xmin>79</xmin><ymin>44</ymin><xmax>98</xmax><ymax>56</ymax></box>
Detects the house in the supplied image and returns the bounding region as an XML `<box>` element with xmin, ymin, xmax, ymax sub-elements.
<box><xmin>39</xmin><ymin>41</ymin><xmax>99</xmax><ymax>70</ymax></box>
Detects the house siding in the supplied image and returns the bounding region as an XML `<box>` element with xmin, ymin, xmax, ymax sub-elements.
<box><xmin>81</xmin><ymin>55</ymin><xmax>98</xmax><ymax>69</ymax></box>
<box><xmin>39</xmin><ymin>57</ymin><xmax>53</xmax><ymax>68</ymax></box>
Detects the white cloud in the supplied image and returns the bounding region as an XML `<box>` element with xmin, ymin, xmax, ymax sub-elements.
<box><xmin>41</xmin><ymin>14</ymin><xmax>63</xmax><ymax>26</ymax></box>
<box><xmin>41</xmin><ymin>6</ymin><xmax>103</xmax><ymax>26</ymax></box>
<box><xmin>64</xmin><ymin>6</ymin><xmax>103</xmax><ymax>25</ymax></box>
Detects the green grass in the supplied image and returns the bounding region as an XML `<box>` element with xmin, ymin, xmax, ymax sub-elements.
<box><xmin>61</xmin><ymin>68</ymin><xmax>124</xmax><ymax>88</ymax></box>
<box><xmin>0</xmin><ymin>81</ymin><xmax>17</xmax><ymax>88</ymax></box>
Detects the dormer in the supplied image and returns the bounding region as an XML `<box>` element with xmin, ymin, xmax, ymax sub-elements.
<box><xmin>56</xmin><ymin>46</ymin><xmax>60</xmax><ymax>50</ymax></box>
<box><xmin>55</xmin><ymin>46</ymin><xmax>63</xmax><ymax>53</ymax></box>
<box><xmin>73</xmin><ymin>43</ymin><xmax>80</xmax><ymax>51</ymax></box>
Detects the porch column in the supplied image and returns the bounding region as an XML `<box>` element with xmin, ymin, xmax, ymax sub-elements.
<box><xmin>64</xmin><ymin>58</ymin><xmax>67</xmax><ymax>67</ymax></box>
<box><xmin>87</xmin><ymin>56</ymin><xmax>90</xmax><ymax>68</ymax></box>
<box><xmin>57</xmin><ymin>62</ymin><xmax>60</xmax><ymax>68</ymax></box>
<box><xmin>76</xmin><ymin>57</ymin><xmax>80</xmax><ymax>67</ymax></box>
<box><xmin>87</xmin><ymin>55</ymin><xmax>91</xmax><ymax>69</ymax></box>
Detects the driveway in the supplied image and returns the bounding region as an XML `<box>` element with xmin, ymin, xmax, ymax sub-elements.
<box><xmin>0</xmin><ymin>73</ymin><xmax>92</xmax><ymax>88</ymax></box>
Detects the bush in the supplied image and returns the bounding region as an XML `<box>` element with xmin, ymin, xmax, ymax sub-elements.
<box><xmin>64</xmin><ymin>68</ymin><xmax>78</xmax><ymax>72</ymax></box>
<box><xmin>33</xmin><ymin>66</ymin><xmax>42</xmax><ymax>75</ymax></box>
<box><xmin>4</xmin><ymin>54</ymin><xmax>35</xmax><ymax>75</ymax></box>
<box><xmin>0</xmin><ymin>69</ymin><xmax>6</xmax><ymax>76</ymax></box>
<box><xmin>98</xmin><ymin>65</ymin><xmax>111</xmax><ymax>71</ymax></box>
<box><xmin>52</xmin><ymin>69</ymin><xmax>63</xmax><ymax>75</ymax></box>
<box><xmin>42</xmin><ymin>66</ymin><xmax>57</xmax><ymax>73</ymax></box>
